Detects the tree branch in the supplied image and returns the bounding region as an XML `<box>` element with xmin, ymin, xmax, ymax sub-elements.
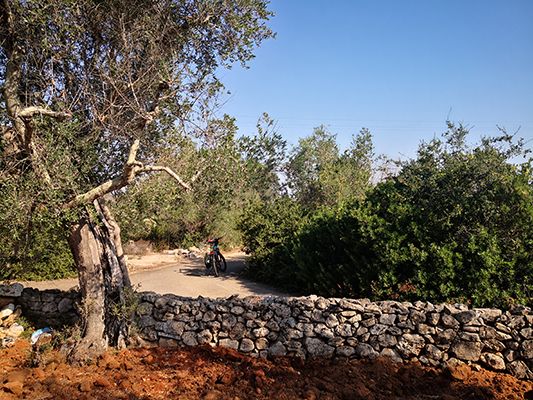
<box><xmin>64</xmin><ymin>138</ymin><xmax>192</xmax><ymax>209</ymax></box>
<box><xmin>137</xmin><ymin>166</ymin><xmax>192</xmax><ymax>192</ymax></box>
<box><xmin>19</xmin><ymin>107</ymin><xmax>72</xmax><ymax>121</ymax></box>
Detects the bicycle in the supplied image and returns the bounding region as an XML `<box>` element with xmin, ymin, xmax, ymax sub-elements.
<box><xmin>204</xmin><ymin>237</ymin><xmax>227</xmax><ymax>277</ymax></box>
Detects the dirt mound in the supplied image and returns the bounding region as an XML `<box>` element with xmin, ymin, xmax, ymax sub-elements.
<box><xmin>1</xmin><ymin>339</ymin><xmax>533</xmax><ymax>400</ymax></box>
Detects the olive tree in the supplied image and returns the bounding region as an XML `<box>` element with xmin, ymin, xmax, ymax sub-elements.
<box><xmin>1</xmin><ymin>0</ymin><xmax>273</xmax><ymax>363</ymax></box>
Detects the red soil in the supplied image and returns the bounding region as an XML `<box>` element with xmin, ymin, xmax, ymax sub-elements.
<box><xmin>2</xmin><ymin>339</ymin><xmax>533</xmax><ymax>400</ymax></box>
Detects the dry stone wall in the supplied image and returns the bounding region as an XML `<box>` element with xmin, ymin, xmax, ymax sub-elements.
<box><xmin>11</xmin><ymin>285</ymin><xmax>533</xmax><ymax>380</ymax></box>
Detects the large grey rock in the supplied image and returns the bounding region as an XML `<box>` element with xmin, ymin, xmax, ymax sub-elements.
<box><xmin>507</xmin><ymin>360</ymin><xmax>533</xmax><ymax>380</ymax></box>
<box><xmin>379</xmin><ymin>314</ymin><xmax>397</xmax><ymax>325</ymax></box>
<box><xmin>163</xmin><ymin>321</ymin><xmax>185</xmax><ymax>337</ymax></box>
<box><xmin>480</xmin><ymin>353</ymin><xmax>506</xmax><ymax>371</ymax></box>
<box><xmin>355</xmin><ymin>343</ymin><xmax>379</xmax><ymax>359</ymax></box>
<box><xmin>378</xmin><ymin>334</ymin><xmax>398</xmax><ymax>348</ymax></box>
<box><xmin>57</xmin><ymin>297</ymin><xmax>74</xmax><ymax>313</ymax></box>
<box><xmin>425</xmin><ymin>344</ymin><xmax>442</xmax><ymax>360</ymax></box>
<box><xmin>0</xmin><ymin>303</ymin><xmax>15</xmax><ymax>320</ymax></box>
<box><xmin>197</xmin><ymin>330</ymin><xmax>213</xmax><ymax>345</ymax></box>
<box><xmin>520</xmin><ymin>340</ymin><xmax>533</xmax><ymax>359</ymax></box>
<box><xmin>456</xmin><ymin>310</ymin><xmax>477</xmax><ymax>324</ymax></box>
<box><xmin>219</xmin><ymin>338</ymin><xmax>239</xmax><ymax>351</ymax></box>
<box><xmin>450</xmin><ymin>340</ymin><xmax>481</xmax><ymax>362</ymax></box>
<box><xmin>380</xmin><ymin>348</ymin><xmax>402</xmax><ymax>363</ymax></box>
<box><xmin>0</xmin><ymin>284</ymin><xmax>23</xmax><ymax>298</ymax></box>
<box><xmin>306</xmin><ymin>338</ymin><xmax>334</xmax><ymax>359</ymax></box>
<box><xmin>335</xmin><ymin>323</ymin><xmax>353</xmax><ymax>337</ymax></box>
<box><xmin>240</xmin><ymin>338</ymin><xmax>255</xmax><ymax>352</ymax></box>
<box><xmin>268</xmin><ymin>341</ymin><xmax>287</xmax><ymax>357</ymax></box>
<box><xmin>336</xmin><ymin>346</ymin><xmax>356</xmax><ymax>357</ymax></box>
<box><xmin>396</xmin><ymin>334</ymin><xmax>425</xmax><ymax>358</ymax></box>
<box><xmin>182</xmin><ymin>331</ymin><xmax>198</xmax><ymax>346</ymax></box>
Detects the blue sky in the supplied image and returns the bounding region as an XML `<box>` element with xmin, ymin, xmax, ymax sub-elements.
<box><xmin>219</xmin><ymin>0</ymin><xmax>533</xmax><ymax>161</ymax></box>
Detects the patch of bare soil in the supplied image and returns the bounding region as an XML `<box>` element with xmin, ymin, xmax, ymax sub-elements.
<box><xmin>2</xmin><ymin>339</ymin><xmax>533</xmax><ymax>400</ymax></box>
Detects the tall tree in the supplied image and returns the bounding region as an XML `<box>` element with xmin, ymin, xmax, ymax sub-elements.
<box><xmin>1</xmin><ymin>0</ymin><xmax>274</xmax><ymax>363</ymax></box>
<box><xmin>286</xmin><ymin>126</ymin><xmax>375</xmax><ymax>209</ymax></box>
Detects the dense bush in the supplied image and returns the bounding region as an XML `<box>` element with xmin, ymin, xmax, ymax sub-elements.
<box><xmin>361</xmin><ymin>124</ymin><xmax>533</xmax><ymax>308</ymax></box>
<box><xmin>238</xmin><ymin>123</ymin><xmax>533</xmax><ymax>308</ymax></box>
<box><xmin>237</xmin><ymin>198</ymin><xmax>308</xmax><ymax>291</ymax></box>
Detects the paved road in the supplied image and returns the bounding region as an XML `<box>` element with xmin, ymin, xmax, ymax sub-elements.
<box><xmin>19</xmin><ymin>252</ymin><xmax>291</xmax><ymax>299</ymax></box>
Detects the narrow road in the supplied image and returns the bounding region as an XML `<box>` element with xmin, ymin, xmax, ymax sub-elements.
<box><xmin>19</xmin><ymin>252</ymin><xmax>291</xmax><ymax>299</ymax></box>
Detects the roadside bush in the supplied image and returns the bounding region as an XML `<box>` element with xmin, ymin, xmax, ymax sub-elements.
<box><xmin>237</xmin><ymin>198</ymin><xmax>307</xmax><ymax>291</ymax></box>
<box><xmin>238</xmin><ymin>123</ymin><xmax>533</xmax><ymax>309</ymax></box>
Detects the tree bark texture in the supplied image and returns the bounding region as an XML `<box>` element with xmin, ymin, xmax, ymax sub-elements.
<box><xmin>66</xmin><ymin>200</ymin><xmax>132</xmax><ymax>364</ymax></box>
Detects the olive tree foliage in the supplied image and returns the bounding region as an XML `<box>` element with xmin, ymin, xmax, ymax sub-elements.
<box><xmin>1</xmin><ymin>0</ymin><xmax>274</xmax><ymax>362</ymax></box>
<box><xmin>112</xmin><ymin>112</ymin><xmax>287</xmax><ymax>250</ymax></box>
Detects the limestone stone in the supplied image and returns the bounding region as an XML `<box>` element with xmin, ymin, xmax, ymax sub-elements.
<box><xmin>396</xmin><ymin>334</ymin><xmax>425</xmax><ymax>358</ymax></box>
<box><xmin>417</xmin><ymin>324</ymin><xmax>435</xmax><ymax>335</ymax></box>
<box><xmin>369</xmin><ymin>324</ymin><xmax>388</xmax><ymax>336</ymax></box>
<box><xmin>57</xmin><ymin>297</ymin><xmax>74</xmax><ymax>313</ymax></box>
<box><xmin>441</xmin><ymin>314</ymin><xmax>460</xmax><ymax>328</ymax></box>
<box><xmin>182</xmin><ymin>331</ymin><xmax>198</xmax><ymax>346</ymax></box>
<box><xmin>508</xmin><ymin>305</ymin><xmax>531</xmax><ymax>315</ymax></box>
<box><xmin>482</xmin><ymin>338</ymin><xmax>504</xmax><ymax>353</ymax></box>
<box><xmin>255</xmin><ymin>338</ymin><xmax>269</xmax><ymax>350</ymax></box>
<box><xmin>336</xmin><ymin>346</ymin><xmax>356</xmax><ymax>357</ymax></box>
<box><xmin>508</xmin><ymin>316</ymin><xmax>526</xmax><ymax>330</ymax></box>
<box><xmin>268</xmin><ymin>341</ymin><xmax>287</xmax><ymax>357</ymax></box>
<box><xmin>314</xmin><ymin>324</ymin><xmax>334</xmax><ymax>339</ymax></box>
<box><xmin>230</xmin><ymin>322</ymin><xmax>246</xmax><ymax>340</ymax></box>
<box><xmin>197</xmin><ymin>329</ymin><xmax>213</xmax><ymax>345</ymax></box>
<box><xmin>306</xmin><ymin>338</ymin><xmax>335</xmax><ymax>359</ymax></box>
<box><xmin>0</xmin><ymin>283</ymin><xmax>23</xmax><ymax>297</ymax></box>
<box><xmin>409</xmin><ymin>310</ymin><xmax>426</xmax><ymax>324</ymax></box>
<box><xmin>520</xmin><ymin>340</ymin><xmax>533</xmax><ymax>359</ymax></box>
<box><xmin>455</xmin><ymin>310</ymin><xmax>477</xmax><ymax>324</ymax></box>
<box><xmin>480</xmin><ymin>353</ymin><xmax>506</xmax><ymax>370</ymax></box>
<box><xmin>221</xmin><ymin>314</ymin><xmax>237</xmax><ymax>330</ymax></box>
<box><xmin>325</xmin><ymin>314</ymin><xmax>339</xmax><ymax>328</ymax></box>
<box><xmin>334</xmin><ymin>323</ymin><xmax>353</xmax><ymax>337</ymax></box>
<box><xmin>164</xmin><ymin>321</ymin><xmax>185</xmax><ymax>337</ymax></box>
<box><xmin>436</xmin><ymin>328</ymin><xmax>456</xmax><ymax>344</ymax></box>
<box><xmin>0</xmin><ymin>303</ymin><xmax>15</xmax><ymax>319</ymax></box>
<box><xmin>458</xmin><ymin>332</ymin><xmax>480</xmax><ymax>342</ymax></box>
<box><xmin>355</xmin><ymin>343</ymin><xmax>378</xmax><ymax>360</ymax></box>
<box><xmin>252</xmin><ymin>327</ymin><xmax>269</xmax><ymax>338</ymax></box>
<box><xmin>521</xmin><ymin>328</ymin><xmax>533</xmax><ymax>339</ymax></box>
<box><xmin>425</xmin><ymin>344</ymin><xmax>442</xmax><ymax>360</ymax></box>
<box><xmin>507</xmin><ymin>360</ymin><xmax>533</xmax><ymax>380</ymax></box>
<box><xmin>378</xmin><ymin>334</ymin><xmax>397</xmax><ymax>348</ymax></box>
<box><xmin>379</xmin><ymin>313</ymin><xmax>396</xmax><ymax>326</ymax></box>
<box><xmin>380</xmin><ymin>348</ymin><xmax>402</xmax><ymax>363</ymax></box>
<box><xmin>140</xmin><ymin>327</ymin><xmax>158</xmax><ymax>341</ymax></box>
<box><xmin>231</xmin><ymin>305</ymin><xmax>245</xmax><ymax>315</ymax></box>
<box><xmin>219</xmin><ymin>338</ymin><xmax>239</xmax><ymax>350</ymax></box>
<box><xmin>286</xmin><ymin>328</ymin><xmax>304</xmax><ymax>340</ymax></box>
<box><xmin>503</xmin><ymin>349</ymin><xmax>517</xmax><ymax>362</ymax></box>
<box><xmin>240</xmin><ymin>338</ymin><xmax>255</xmax><ymax>352</ymax></box>
<box><xmin>450</xmin><ymin>341</ymin><xmax>481</xmax><ymax>362</ymax></box>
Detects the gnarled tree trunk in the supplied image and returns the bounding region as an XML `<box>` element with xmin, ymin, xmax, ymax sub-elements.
<box><xmin>66</xmin><ymin>199</ymin><xmax>131</xmax><ymax>364</ymax></box>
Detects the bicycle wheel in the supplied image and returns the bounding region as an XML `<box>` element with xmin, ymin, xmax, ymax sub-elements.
<box><xmin>211</xmin><ymin>254</ymin><xmax>219</xmax><ymax>277</ymax></box>
<box><xmin>217</xmin><ymin>253</ymin><xmax>227</xmax><ymax>272</ymax></box>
